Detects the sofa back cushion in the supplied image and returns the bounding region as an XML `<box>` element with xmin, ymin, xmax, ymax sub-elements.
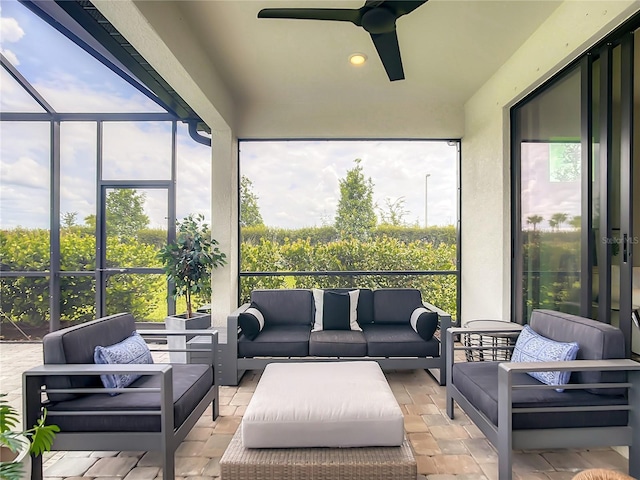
<box><xmin>251</xmin><ymin>289</ymin><xmax>314</xmax><ymax>326</ymax></box>
<box><xmin>373</xmin><ymin>289</ymin><xmax>423</xmax><ymax>324</ymax></box>
<box><xmin>43</xmin><ymin>312</ymin><xmax>136</xmax><ymax>402</ymax></box>
<box><xmin>529</xmin><ymin>309</ymin><xmax>626</xmax><ymax>395</ymax></box>
<box><xmin>325</xmin><ymin>288</ymin><xmax>374</xmax><ymax>325</ymax></box>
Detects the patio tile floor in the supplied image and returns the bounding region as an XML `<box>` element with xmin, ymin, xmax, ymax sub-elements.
<box><xmin>0</xmin><ymin>342</ymin><xmax>632</xmax><ymax>480</ymax></box>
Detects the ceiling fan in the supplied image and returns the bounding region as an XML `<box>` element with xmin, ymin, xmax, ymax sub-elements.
<box><xmin>257</xmin><ymin>1</ymin><xmax>428</xmax><ymax>82</ymax></box>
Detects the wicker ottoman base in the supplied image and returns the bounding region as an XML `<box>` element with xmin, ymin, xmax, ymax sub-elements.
<box><xmin>220</xmin><ymin>428</ymin><xmax>417</xmax><ymax>480</ymax></box>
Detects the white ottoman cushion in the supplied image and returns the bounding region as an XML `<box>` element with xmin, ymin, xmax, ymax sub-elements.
<box><xmin>241</xmin><ymin>361</ymin><xmax>404</xmax><ymax>448</ymax></box>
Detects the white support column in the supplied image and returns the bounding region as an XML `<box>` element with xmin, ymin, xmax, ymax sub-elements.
<box><xmin>211</xmin><ymin>128</ymin><xmax>238</xmax><ymax>328</ymax></box>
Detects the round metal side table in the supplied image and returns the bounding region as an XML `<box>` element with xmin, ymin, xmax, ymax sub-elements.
<box><xmin>463</xmin><ymin>319</ymin><xmax>523</xmax><ymax>362</ymax></box>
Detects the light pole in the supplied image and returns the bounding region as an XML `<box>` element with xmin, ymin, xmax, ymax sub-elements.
<box><xmin>424</xmin><ymin>173</ymin><xmax>431</xmax><ymax>228</ymax></box>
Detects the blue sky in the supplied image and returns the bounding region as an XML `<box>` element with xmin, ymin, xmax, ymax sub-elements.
<box><xmin>1</xmin><ymin>0</ymin><xmax>458</xmax><ymax>230</ymax></box>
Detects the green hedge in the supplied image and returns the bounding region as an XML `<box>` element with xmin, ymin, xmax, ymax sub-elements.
<box><xmin>240</xmin><ymin>236</ymin><xmax>458</xmax><ymax>316</ymax></box>
<box><xmin>242</xmin><ymin>225</ymin><xmax>457</xmax><ymax>246</ymax></box>
<box><xmin>1</xmin><ymin>229</ymin><xmax>165</xmax><ymax>326</ymax></box>
<box><xmin>1</xmin><ymin>226</ymin><xmax>459</xmax><ymax>329</ymax></box>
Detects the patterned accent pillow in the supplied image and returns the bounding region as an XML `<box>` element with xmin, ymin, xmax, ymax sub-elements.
<box><xmin>410</xmin><ymin>307</ymin><xmax>439</xmax><ymax>341</ymax></box>
<box><xmin>238</xmin><ymin>303</ymin><xmax>265</xmax><ymax>340</ymax></box>
<box><xmin>94</xmin><ymin>331</ymin><xmax>154</xmax><ymax>395</ymax></box>
<box><xmin>511</xmin><ymin>325</ymin><xmax>579</xmax><ymax>392</ymax></box>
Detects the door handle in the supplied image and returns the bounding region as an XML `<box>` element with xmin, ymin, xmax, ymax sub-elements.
<box><xmin>623</xmin><ymin>234</ymin><xmax>628</xmax><ymax>263</ymax></box>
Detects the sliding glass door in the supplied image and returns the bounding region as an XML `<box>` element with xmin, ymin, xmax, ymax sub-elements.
<box><xmin>513</xmin><ymin>66</ymin><xmax>582</xmax><ymax>321</ymax></box>
<box><xmin>512</xmin><ymin>26</ymin><xmax>637</xmax><ymax>357</ymax></box>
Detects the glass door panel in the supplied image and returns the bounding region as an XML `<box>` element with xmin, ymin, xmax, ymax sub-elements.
<box><xmin>99</xmin><ymin>187</ymin><xmax>170</xmax><ymax>321</ymax></box>
<box><xmin>632</xmin><ymin>28</ymin><xmax>640</xmax><ymax>356</ymax></box>
<box><xmin>518</xmin><ymin>67</ymin><xmax>582</xmax><ymax>322</ymax></box>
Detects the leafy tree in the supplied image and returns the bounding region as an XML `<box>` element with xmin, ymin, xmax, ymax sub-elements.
<box><xmin>527</xmin><ymin>215</ymin><xmax>543</xmax><ymax>231</ymax></box>
<box><xmin>378</xmin><ymin>197</ymin><xmax>409</xmax><ymax>226</ymax></box>
<box><xmin>106</xmin><ymin>189</ymin><xmax>150</xmax><ymax>239</ymax></box>
<box><xmin>240</xmin><ymin>175</ymin><xmax>264</xmax><ymax>227</ymax></box>
<box><xmin>81</xmin><ymin>190</ymin><xmax>150</xmax><ymax>238</ymax></box>
<box><xmin>84</xmin><ymin>214</ymin><xmax>96</xmax><ymax>230</ymax></box>
<box><xmin>569</xmin><ymin>215</ymin><xmax>581</xmax><ymax>230</ymax></box>
<box><xmin>61</xmin><ymin>212</ymin><xmax>78</xmax><ymax>228</ymax></box>
<box><xmin>158</xmin><ymin>214</ymin><xmax>226</xmax><ymax>317</ymax></box>
<box><xmin>335</xmin><ymin>159</ymin><xmax>376</xmax><ymax>240</ymax></box>
<box><xmin>550</xmin><ymin>212</ymin><xmax>568</xmax><ymax>231</ymax></box>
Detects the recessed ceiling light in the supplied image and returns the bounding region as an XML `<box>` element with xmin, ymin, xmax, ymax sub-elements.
<box><xmin>349</xmin><ymin>53</ymin><xmax>367</xmax><ymax>66</ymax></box>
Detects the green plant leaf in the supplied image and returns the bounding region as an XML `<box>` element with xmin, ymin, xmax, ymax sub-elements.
<box><xmin>27</xmin><ymin>410</ymin><xmax>59</xmax><ymax>456</ymax></box>
<box><xmin>0</xmin><ymin>432</ymin><xmax>24</xmax><ymax>452</ymax></box>
<box><xmin>0</xmin><ymin>460</ymin><xmax>25</xmax><ymax>480</ymax></box>
<box><xmin>0</xmin><ymin>396</ymin><xmax>19</xmax><ymax>434</ymax></box>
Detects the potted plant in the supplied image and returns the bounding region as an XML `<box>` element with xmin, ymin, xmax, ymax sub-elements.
<box><xmin>0</xmin><ymin>394</ymin><xmax>59</xmax><ymax>480</ymax></box>
<box><xmin>158</xmin><ymin>214</ymin><xmax>226</xmax><ymax>362</ymax></box>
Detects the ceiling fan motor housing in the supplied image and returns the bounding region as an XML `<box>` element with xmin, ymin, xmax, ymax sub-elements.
<box><xmin>361</xmin><ymin>7</ymin><xmax>397</xmax><ymax>34</ymax></box>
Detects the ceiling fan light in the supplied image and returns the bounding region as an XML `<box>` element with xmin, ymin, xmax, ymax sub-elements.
<box><xmin>349</xmin><ymin>53</ymin><xmax>367</xmax><ymax>66</ymax></box>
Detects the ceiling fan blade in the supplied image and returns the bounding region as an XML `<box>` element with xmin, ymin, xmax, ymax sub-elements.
<box><xmin>370</xmin><ymin>30</ymin><xmax>404</xmax><ymax>81</ymax></box>
<box><xmin>382</xmin><ymin>0</ymin><xmax>428</xmax><ymax>18</ymax></box>
<box><xmin>364</xmin><ymin>1</ymin><xmax>386</xmax><ymax>7</ymax></box>
<box><xmin>258</xmin><ymin>8</ymin><xmax>362</xmax><ymax>25</ymax></box>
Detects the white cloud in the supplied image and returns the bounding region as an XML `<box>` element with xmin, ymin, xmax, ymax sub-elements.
<box><xmin>0</xmin><ymin>15</ymin><xmax>24</xmax><ymax>44</ymax></box>
<box><xmin>1</xmin><ymin>47</ymin><xmax>19</xmax><ymax>66</ymax></box>
<box><xmin>36</xmin><ymin>72</ymin><xmax>164</xmax><ymax>113</ymax></box>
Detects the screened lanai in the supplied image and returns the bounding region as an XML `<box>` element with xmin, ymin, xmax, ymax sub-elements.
<box><xmin>0</xmin><ymin>0</ymin><xmax>462</xmax><ymax>339</ymax></box>
<box><xmin>0</xmin><ymin>0</ymin><xmax>213</xmax><ymax>338</ymax></box>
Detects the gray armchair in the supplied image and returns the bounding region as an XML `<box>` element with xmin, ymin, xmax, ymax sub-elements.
<box><xmin>446</xmin><ymin>310</ymin><xmax>640</xmax><ymax>480</ymax></box>
<box><xmin>23</xmin><ymin>313</ymin><xmax>218</xmax><ymax>480</ymax></box>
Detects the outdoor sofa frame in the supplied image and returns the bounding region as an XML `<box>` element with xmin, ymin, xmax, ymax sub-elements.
<box><xmin>225</xmin><ymin>298</ymin><xmax>452</xmax><ymax>386</ymax></box>
<box><xmin>23</xmin><ymin>318</ymin><xmax>218</xmax><ymax>480</ymax></box>
<box><xmin>445</xmin><ymin>321</ymin><xmax>640</xmax><ymax>480</ymax></box>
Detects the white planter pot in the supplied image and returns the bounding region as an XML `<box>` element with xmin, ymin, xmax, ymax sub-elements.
<box><xmin>165</xmin><ymin>313</ymin><xmax>211</xmax><ymax>363</ymax></box>
<box><xmin>0</xmin><ymin>434</ymin><xmax>31</xmax><ymax>480</ymax></box>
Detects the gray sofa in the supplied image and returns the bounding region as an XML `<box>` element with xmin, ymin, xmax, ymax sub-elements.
<box><xmin>446</xmin><ymin>309</ymin><xmax>640</xmax><ymax>480</ymax></box>
<box><xmin>225</xmin><ymin>288</ymin><xmax>452</xmax><ymax>386</ymax></box>
<box><xmin>23</xmin><ymin>313</ymin><xmax>218</xmax><ymax>480</ymax></box>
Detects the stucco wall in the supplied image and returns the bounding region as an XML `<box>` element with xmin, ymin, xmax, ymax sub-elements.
<box><xmin>461</xmin><ymin>0</ymin><xmax>639</xmax><ymax>324</ymax></box>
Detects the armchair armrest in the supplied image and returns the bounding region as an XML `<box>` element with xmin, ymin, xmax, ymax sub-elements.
<box><xmin>23</xmin><ymin>363</ymin><xmax>174</xmax><ymax>396</ymax></box>
<box><xmin>499</xmin><ymin>358</ymin><xmax>640</xmax><ymax>374</ymax></box>
<box><xmin>496</xmin><ymin>359</ymin><xmax>640</xmax><ymax>428</ymax></box>
<box><xmin>498</xmin><ymin>358</ymin><xmax>640</xmax><ymax>391</ymax></box>
<box><xmin>23</xmin><ymin>363</ymin><xmax>176</xmax><ymax>431</ymax></box>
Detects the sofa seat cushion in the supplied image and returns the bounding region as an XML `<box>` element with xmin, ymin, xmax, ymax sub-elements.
<box><xmin>309</xmin><ymin>330</ymin><xmax>367</xmax><ymax>356</ymax></box>
<box><xmin>46</xmin><ymin>364</ymin><xmax>213</xmax><ymax>432</ymax></box>
<box><xmin>452</xmin><ymin>361</ymin><xmax>628</xmax><ymax>430</ymax></box>
<box><xmin>362</xmin><ymin>324</ymin><xmax>439</xmax><ymax>357</ymax></box>
<box><xmin>238</xmin><ymin>325</ymin><xmax>310</xmax><ymax>358</ymax></box>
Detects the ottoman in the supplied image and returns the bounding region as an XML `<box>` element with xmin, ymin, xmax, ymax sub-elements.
<box><xmin>220</xmin><ymin>361</ymin><xmax>416</xmax><ymax>480</ymax></box>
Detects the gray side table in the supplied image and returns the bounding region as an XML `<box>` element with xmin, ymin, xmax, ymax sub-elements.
<box><xmin>463</xmin><ymin>320</ymin><xmax>523</xmax><ymax>362</ymax></box>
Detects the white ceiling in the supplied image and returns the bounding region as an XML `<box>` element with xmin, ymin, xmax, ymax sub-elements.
<box><xmin>147</xmin><ymin>0</ymin><xmax>564</xmax><ymax>138</ymax></box>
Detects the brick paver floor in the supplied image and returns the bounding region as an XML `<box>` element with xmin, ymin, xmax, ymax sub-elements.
<box><xmin>0</xmin><ymin>342</ymin><xmax>631</xmax><ymax>480</ymax></box>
